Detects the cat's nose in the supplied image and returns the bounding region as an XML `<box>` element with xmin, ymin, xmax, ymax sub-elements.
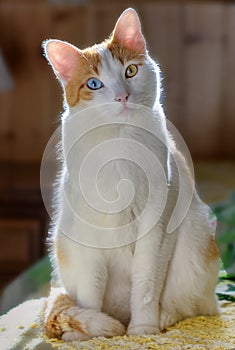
<box><xmin>115</xmin><ymin>93</ymin><xmax>129</xmax><ymax>103</ymax></box>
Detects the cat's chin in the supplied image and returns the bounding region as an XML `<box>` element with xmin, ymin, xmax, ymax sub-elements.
<box><xmin>116</xmin><ymin>103</ymin><xmax>139</xmax><ymax>116</ymax></box>
<box><xmin>119</xmin><ymin>107</ymin><xmax>129</xmax><ymax>115</ymax></box>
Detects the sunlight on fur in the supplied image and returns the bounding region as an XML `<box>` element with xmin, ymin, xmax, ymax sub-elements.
<box><xmin>41</xmin><ymin>8</ymin><xmax>219</xmax><ymax>342</ymax></box>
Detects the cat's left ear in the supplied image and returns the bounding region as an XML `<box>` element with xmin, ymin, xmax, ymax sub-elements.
<box><xmin>111</xmin><ymin>8</ymin><xmax>146</xmax><ymax>54</ymax></box>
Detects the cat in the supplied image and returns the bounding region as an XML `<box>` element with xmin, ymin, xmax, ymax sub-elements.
<box><xmin>42</xmin><ymin>8</ymin><xmax>219</xmax><ymax>341</ymax></box>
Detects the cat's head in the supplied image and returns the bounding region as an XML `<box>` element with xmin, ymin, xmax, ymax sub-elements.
<box><xmin>43</xmin><ymin>8</ymin><xmax>161</xmax><ymax>112</ymax></box>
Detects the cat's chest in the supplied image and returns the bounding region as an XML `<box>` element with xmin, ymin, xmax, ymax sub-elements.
<box><xmin>65</xmin><ymin>124</ymin><xmax>151</xmax><ymax>213</ymax></box>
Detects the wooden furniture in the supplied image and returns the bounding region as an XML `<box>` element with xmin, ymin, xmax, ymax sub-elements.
<box><xmin>0</xmin><ymin>219</ymin><xmax>41</xmax><ymax>289</ymax></box>
<box><xmin>0</xmin><ymin>1</ymin><xmax>235</xmax><ymax>159</ymax></box>
<box><xmin>0</xmin><ymin>163</ymin><xmax>49</xmax><ymax>290</ymax></box>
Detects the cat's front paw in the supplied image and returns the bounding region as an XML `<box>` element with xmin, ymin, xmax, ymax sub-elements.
<box><xmin>62</xmin><ymin>330</ymin><xmax>91</xmax><ymax>342</ymax></box>
<box><xmin>127</xmin><ymin>324</ymin><xmax>160</xmax><ymax>336</ymax></box>
<box><xmin>159</xmin><ymin>308</ymin><xmax>180</xmax><ymax>331</ymax></box>
<box><xmin>59</xmin><ymin>307</ymin><xmax>125</xmax><ymax>340</ymax></box>
<box><xmin>61</xmin><ymin>315</ymin><xmax>125</xmax><ymax>341</ymax></box>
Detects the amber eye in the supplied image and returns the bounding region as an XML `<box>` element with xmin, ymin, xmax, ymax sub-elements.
<box><xmin>125</xmin><ymin>64</ymin><xmax>138</xmax><ymax>78</ymax></box>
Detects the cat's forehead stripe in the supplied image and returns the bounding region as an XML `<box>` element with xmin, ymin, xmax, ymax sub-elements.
<box><xmin>106</xmin><ymin>39</ymin><xmax>144</xmax><ymax>64</ymax></box>
<box><xmin>82</xmin><ymin>47</ymin><xmax>101</xmax><ymax>75</ymax></box>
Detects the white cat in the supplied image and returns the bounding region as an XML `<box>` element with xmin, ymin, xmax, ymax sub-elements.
<box><xmin>42</xmin><ymin>8</ymin><xmax>219</xmax><ymax>341</ymax></box>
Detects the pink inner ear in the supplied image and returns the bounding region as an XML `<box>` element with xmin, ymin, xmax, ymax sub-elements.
<box><xmin>44</xmin><ymin>40</ymin><xmax>80</xmax><ymax>83</ymax></box>
<box><xmin>112</xmin><ymin>8</ymin><xmax>146</xmax><ymax>54</ymax></box>
<box><xmin>121</xmin><ymin>30</ymin><xmax>146</xmax><ymax>54</ymax></box>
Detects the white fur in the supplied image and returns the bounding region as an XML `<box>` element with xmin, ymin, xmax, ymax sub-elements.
<box><xmin>44</xmin><ymin>9</ymin><xmax>219</xmax><ymax>340</ymax></box>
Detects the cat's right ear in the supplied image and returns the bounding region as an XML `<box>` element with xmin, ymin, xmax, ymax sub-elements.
<box><xmin>42</xmin><ymin>40</ymin><xmax>81</xmax><ymax>86</ymax></box>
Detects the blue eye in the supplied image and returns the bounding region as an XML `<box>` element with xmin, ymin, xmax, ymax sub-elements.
<box><xmin>86</xmin><ymin>78</ymin><xmax>103</xmax><ymax>90</ymax></box>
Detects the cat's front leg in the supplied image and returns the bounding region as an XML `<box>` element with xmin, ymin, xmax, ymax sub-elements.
<box><xmin>44</xmin><ymin>287</ymin><xmax>125</xmax><ymax>341</ymax></box>
<box><xmin>72</xmin><ymin>248</ymin><xmax>108</xmax><ymax>311</ymax></box>
<box><xmin>54</xmin><ymin>247</ymin><xmax>125</xmax><ymax>340</ymax></box>
<box><xmin>127</xmin><ymin>227</ymin><xmax>176</xmax><ymax>336</ymax></box>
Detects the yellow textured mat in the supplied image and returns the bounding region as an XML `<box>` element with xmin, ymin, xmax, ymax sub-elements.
<box><xmin>45</xmin><ymin>301</ymin><xmax>235</xmax><ymax>350</ymax></box>
<box><xmin>0</xmin><ymin>299</ymin><xmax>235</xmax><ymax>349</ymax></box>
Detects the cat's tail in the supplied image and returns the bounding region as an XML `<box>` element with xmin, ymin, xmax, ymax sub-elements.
<box><xmin>44</xmin><ymin>287</ymin><xmax>125</xmax><ymax>341</ymax></box>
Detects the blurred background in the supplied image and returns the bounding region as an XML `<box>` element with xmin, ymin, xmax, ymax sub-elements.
<box><xmin>0</xmin><ymin>0</ymin><xmax>235</xmax><ymax>304</ymax></box>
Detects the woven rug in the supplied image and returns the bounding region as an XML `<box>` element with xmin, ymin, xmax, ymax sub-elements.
<box><xmin>43</xmin><ymin>301</ymin><xmax>235</xmax><ymax>350</ymax></box>
<box><xmin>1</xmin><ymin>298</ymin><xmax>234</xmax><ymax>349</ymax></box>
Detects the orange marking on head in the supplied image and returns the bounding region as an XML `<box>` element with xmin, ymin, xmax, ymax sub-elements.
<box><xmin>106</xmin><ymin>38</ymin><xmax>145</xmax><ymax>65</ymax></box>
<box><xmin>83</xmin><ymin>46</ymin><xmax>101</xmax><ymax>75</ymax></box>
<box><xmin>65</xmin><ymin>46</ymin><xmax>101</xmax><ymax>107</ymax></box>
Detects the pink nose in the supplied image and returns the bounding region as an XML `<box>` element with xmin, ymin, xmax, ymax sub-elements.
<box><xmin>115</xmin><ymin>94</ymin><xmax>129</xmax><ymax>103</ymax></box>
